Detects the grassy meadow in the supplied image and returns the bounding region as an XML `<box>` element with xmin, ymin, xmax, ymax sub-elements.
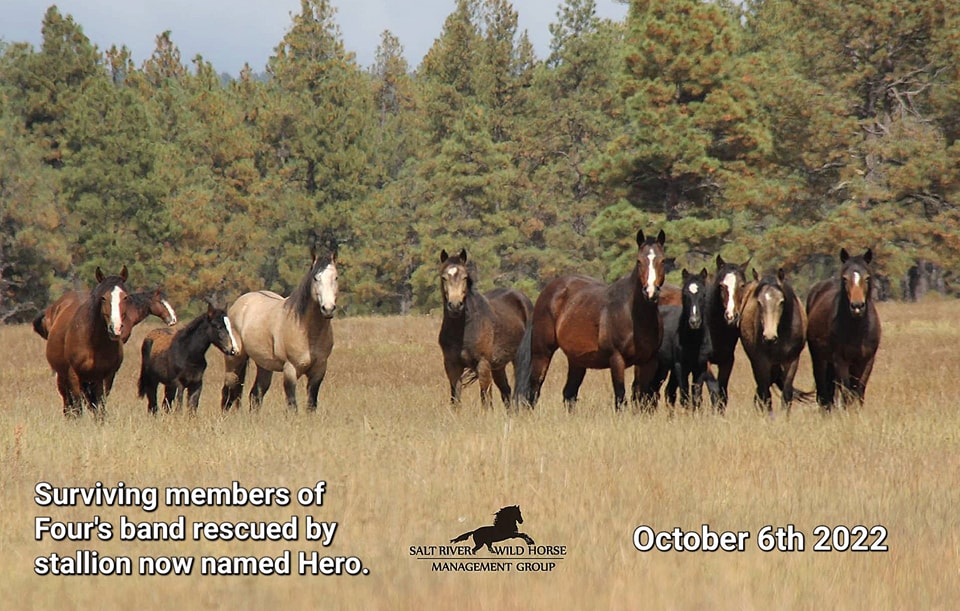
<box><xmin>1</xmin><ymin>300</ymin><xmax>958</xmax><ymax>610</ymax></box>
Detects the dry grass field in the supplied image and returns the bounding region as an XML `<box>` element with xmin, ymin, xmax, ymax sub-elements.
<box><xmin>1</xmin><ymin>300</ymin><xmax>958</xmax><ymax>610</ymax></box>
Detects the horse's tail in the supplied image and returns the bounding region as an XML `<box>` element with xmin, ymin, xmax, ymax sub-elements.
<box><xmin>32</xmin><ymin>312</ymin><xmax>48</xmax><ymax>339</ymax></box>
<box><xmin>450</xmin><ymin>530</ymin><xmax>474</xmax><ymax>544</ymax></box>
<box><xmin>137</xmin><ymin>339</ymin><xmax>154</xmax><ymax>398</ymax></box>
<box><xmin>512</xmin><ymin>320</ymin><xmax>534</xmax><ymax>408</ymax></box>
<box><xmin>792</xmin><ymin>387</ymin><xmax>816</xmax><ymax>403</ymax></box>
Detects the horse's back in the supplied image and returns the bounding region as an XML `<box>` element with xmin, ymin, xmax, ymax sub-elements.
<box><xmin>484</xmin><ymin>287</ymin><xmax>533</xmax><ymax>324</ymax></box>
<box><xmin>143</xmin><ymin>327</ymin><xmax>176</xmax><ymax>358</ymax></box>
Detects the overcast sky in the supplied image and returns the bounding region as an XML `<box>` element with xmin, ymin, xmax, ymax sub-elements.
<box><xmin>1</xmin><ymin>1</ymin><xmax>628</xmax><ymax>75</ymax></box>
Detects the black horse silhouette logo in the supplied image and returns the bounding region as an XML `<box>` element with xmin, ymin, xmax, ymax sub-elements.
<box><xmin>450</xmin><ymin>505</ymin><xmax>535</xmax><ymax>552</ymax></box>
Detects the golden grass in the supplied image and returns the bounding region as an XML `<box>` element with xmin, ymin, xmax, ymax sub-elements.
<box><xmin>2</xmin><ymin>301</ymin><xmax>959</xmax><ymax>610</ymax></box>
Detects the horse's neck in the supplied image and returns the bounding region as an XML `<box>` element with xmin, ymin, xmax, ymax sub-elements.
<box><xmin>175</xmin><ymin>324</ymin><xmax>212</xmax><ymax>361</ymax></box>
<box><xmin>298</xmin><ymin>299</ymin><xmax>332</xmax><ymax>335</ymax></box>
<box><xmin>630</xmin><ymin>283</ymin><xmax>659</xmax><ymax>323</ymax></box>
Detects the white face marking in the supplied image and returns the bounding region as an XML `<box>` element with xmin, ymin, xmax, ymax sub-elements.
<box><xmin>162</xmin><ymin>299</ymin><xmax>177</xmax><ymax>325</ymax></box>
<box><xmin>721</xmin><ymin>273</ymin><xmax>738</xmax><ymax>320</ymax></box>
<box><xmin>645</xmin><ymin>250</ymin><xmax>657</xmax><ymax>298</ymax></box>
<box><xmin>109</xmin><ymin>286</ymin><xmax>123</xmax><ymax>335</ymax></box>
<box><xmin>223</xmin><ymin>315</ymin><xmax>239</xmax><ymax>354</ymax></box>
<box><xmin>691</xmin><ymin>304</ymin><xmax>698</xmax><ymax>318</ymax></box>
<box><xmin>446</xmin><ymin>268</ymin><xmax>458</xmax><ymax>278</ymax></box>
<box><xmin>315</xmin><ymin>264</ymin><xmax>338</xmax><ymax>311</ymax></box>
<box><xmin>852</xmin><ymin>271</ymin><xmax>861</xmax><ymax>287</ymax></box>
<box><xmin>688</xmin><ymin>283</ymin><xmax>699</xmax><ymax>295</ymax></box>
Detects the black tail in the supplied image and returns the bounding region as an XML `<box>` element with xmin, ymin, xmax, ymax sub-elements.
<box><xmin>32</xmin><ymin>312</ymin><xmax>48</xmax><ymax>339</ymax></box>
<box><xmin>450</xmin><ymin>530</ymin><xmax>474</xmax><ymax>544</ymax></box>
<box><xmin>512</xmin><ymin>320</ymin><xmax>534</xmax><ymax>408</ymax></box>
<box><xmin>137</xmin><ymin>339</ymin><xmax>154</xmax><ymax>398</ymax></box>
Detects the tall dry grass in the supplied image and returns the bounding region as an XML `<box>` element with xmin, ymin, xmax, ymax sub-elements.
<box><xmin>1</xmin><ymin>301</ymin><xmax>958</xmax><ymax>610</ymax></box>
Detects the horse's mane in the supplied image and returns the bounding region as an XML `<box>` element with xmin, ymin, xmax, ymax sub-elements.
<box><xmin>179</xmin><ymin>309</ymin><xmax>215</xmax><ymax>336</ymax></box>
<box><xmin>492</xmin><ymin>505</ymin><xmax>519</xmax><ymax>528</ymax></box>
<box><xmin>127</xmin><ymin>290</ymin><xmax>163</xmax><ymax>314</ymax></box>
<box><xmin>286</xmin><ymin>249</ymin><xmax>333</xmax><ymax>319</ymax></box>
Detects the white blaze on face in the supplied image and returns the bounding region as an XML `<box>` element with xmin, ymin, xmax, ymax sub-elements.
<box><xmin>722</xmin><ymin>273</ymin><xmax>739</xmax><ymax>322</ymax></box>
<box><xmin>852</xmin><ymin>271</ymin><xmax>861</xmax><ymax>288</ymax></box>
<box><xmin>223</xmin><ymin>315</ymin><xmax>239</xmax><ymax>354</ymax></box>
<box><xmin>645</xmin><ymin>250</ymin><xmax>658</xmax><ymax>299</ymax></box>
<box><xmin>162</xmin><ymin>299</ymin><xmax>177</xmax><ymax>325</ymax></box>
<box><xmin>109</xmin><ymin>286</ymin><xmax>123</xmax><ymax>336</ymax></box>
<box><xmin>316</xmin><ymin>264</ymin><xmax>339</xmax><ymax>311</ymax></box>
<box><xmin>761</xmin><ymin>290</ymin><xmax>782</xmax><ymax>340</ymax></box>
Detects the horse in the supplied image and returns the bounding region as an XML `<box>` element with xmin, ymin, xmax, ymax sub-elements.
<box><xmin>641</xmin><ymin>268</ymin><xmax>718</xmax><ymax>410</ymax></box>
<box><xmin>43</xmin><ymin>266</ymin><xmax>130</xmax><ymax>417</ymax></box>
<box><xmin>34</xmin><ymin>288</ymin><xmax>177</xmax><ymax>342</ymax></box>
<box><xmin>706</xmin><ymin>255</ymin><xmax>750</xmax><ymax>412</ymax></box>
<box><xmin>806</xmin><ymin>248</ymin><xmax>882</xmax><ymax>410</ymax></box>
<box><xmin>516</xmin><ymin>229</ymin><xmax>666</xmax><ymax>411</ymax></box>
<box><xmin>138</xmin><ymin>303</ymin><xmax>239</xmax><ymax>414</ymax></box>
<box><xmin>449</xmin><ymin>505</ymin><xmax>535</xmax><ymax>553</ymax></box>
<box><xmin>437</xmin><ymin>249</ymin><xmax>533</xmax><ymax>408</ymax></box>
<box><xmin>221</xmin><ymin>245</ymin><xmax>338</xmax><ymax>411</ymax></box>
<box><xmin>739</xmin><ymin>268</ymin><xmax>807</xmax><ymax>413</ymax></box>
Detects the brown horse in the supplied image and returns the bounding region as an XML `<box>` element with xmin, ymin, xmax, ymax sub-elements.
<box><xmin>437</xmin><ymin>249</ymin><xmax>533</xmax><ymax>408</ymax></box>
<box><xmin>806</xmin><ymin>248</ymin><xmax>882</xmax><ymax>409</ymax></box>
<box><xmin>34</xmin><ymin>287</ymin><xmax>177</xmax><ymax>342</ymax></box>
<box><xmin>739</xmin><ymin>268</ymin><xmax>807</xmax><ymax>413</ymax></box>
<box><xmin>139</xmin><ymin>303</ymin><xmax>239</xmax><ymax>414</ymax></box>
<box><xmin>43</xmin><ymin>266</ymin><xmax>130</xmax><ymax>417</ymax></box>
<box><xmin>516</xmin><ymin>229</ymin><xmax>666</xmax><ymax>411</ymax></box>
<box><xmin>221</xmin><ymin>245</ymin><xmax>338</xmax><ymax>411</ymax></box>
<box><xmin>706</xmin><ymin>255</ymin><xmax>750</xmax><ymax>412</ymax></box>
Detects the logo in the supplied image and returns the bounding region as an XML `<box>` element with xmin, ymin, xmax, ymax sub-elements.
<box><xmin>409</xmin><ymin>505</ymin><xmax>567</xmax><ymax>573</ymax></box>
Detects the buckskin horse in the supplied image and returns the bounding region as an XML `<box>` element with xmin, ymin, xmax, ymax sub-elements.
<box><xmin>516</xmin><ymin>229</ymin><xmax>666</xmax><ymax>411</ymax></box>
<box><xmin>739</xmin><ymin>268</ymin><xmax>807</xmax><ymax>413</ymax></box>
<box><xmin>806</xmin><ymin>248</ymin><xmax>882</xmax><ymax>410</ymax></box>
<box><xmin>437</xmin><ymin>249</ymin><xmax>533</xmax><ymax>408</ymax></box>
<box><xmin>139</xmin><ymin>303</ymin><xmax>239</xmax><ymax>414</ymax></box>
<box><xmin>221</xmin><ymin>245</ymin><xmax>338</xmax><ymax>411</ymax></box>
<box><xmin>43</xmin><ymin>266</ymin><xmax>130</xmax><ymax>417</ymax></box>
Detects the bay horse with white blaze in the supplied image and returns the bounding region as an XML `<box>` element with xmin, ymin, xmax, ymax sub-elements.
<box><xmin>739</xmin><ymin>268</ymin><xmax>807</xmax><ymax>413</ymax></box>
<box><xmin>221</xmin><ymin>245</ymin><xmax>338</xmax><ymax>411</ymax></box>
<box><xmin>706</xmin><ymin>255</ymin><xmax>750</xmax><ymax>412</ymax></box>
<box><xmin>35</xmin><ymin>287</ymin><xmax>177</xmax><ymax>342</ymax></box>
<box><xmin>438</xmin><ymin>249</ymin><xmax>533</xmax><ymax>408</ymax></box>
<box><xmin>43</xmin><ymin>266</ymin><xmax>130</xmax><ymax>417</ymax></box>
<box><xmin>139</xmin><ymin>303</ymin><xmax>239</xmax><ymax>414</ymax></box>
<box><xmin>806</xmin><ymin>248</ymin><xmax>881</xmax><ymax>410</ymax></box>
<box><xmin>516</xmin><ymin>229</ymin><xmax>666</xmax><ymax>411</ymax></box>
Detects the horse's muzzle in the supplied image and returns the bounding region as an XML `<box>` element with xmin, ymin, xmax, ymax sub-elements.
<box><xmin>849</xmin><ymin>302</ymin><xmax>866</xmax><ymax>317</ymax></box>
<box><xmin>445</xmin><ymin>303</ymin><xmax>465</xmax><ymax>317</ymax></box>
<box><xmin>320</xmin><ymin>305</ymin><xmax>337</xmax><ymax>319</ymax></box>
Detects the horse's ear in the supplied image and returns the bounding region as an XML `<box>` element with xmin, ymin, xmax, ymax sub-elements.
<box><xmin>206</xmin><ymin>301</ymin><xmax>216</xmax><ymax>317</ymax></box>
<box><xmin>742</xmin><ymin>256</ymin><xmax>752</xmax><ymax>271</ymax></box>
<box><xmin>440</xmin><ymin>249</ymin><xmax>448</xmax><ymax>263</ymax></box>
<box><xmin>119</xmin><ymin>265</ymin><xmax>128</xmax><ymax>282</ymax></box>
<box><xmin>752</xmin><ymin>268</ymin><xmax>759</xmax><ymax>282</ymax></box>
<box><xmin>656</xmin><ymin>229</ymin><xmax>666</xmax><ymax>247</ymax></box>
<box><xmin>636</xmin><ymin>229</ymin><xmax>644</xmax><ymax>248</ymax></box>
<box><xmin>715</xmin><ymin>254</ymin><xmax>725</xmax><ymax>271</ymax></box>
<box><xmin>459</xmin><ymin>248</ymin><xmax>467</xmax><ymax>263</ymax></box>
<box><xmin>777</xmin><ymin>267</ymin><xmax>786</xmax><ymax>284</ymax></box>
<box><xmin>700</xmin><ymin>267</ymin><xmax>709</xmax><ymax>279</ymax></box>
<box><xmin>681</xmin><ymin>268</ymin><xmax>689</xmax><ymax>281</ymax></box>
<box><xmin>330</xmin><ymin>247</ymin><xmax>337</xmax><ymax>264</ymax></box>
<box><xmin>95</xmin><ymin>267</ymin><xmax>105</xmax><ymax>283</ymax></box>
<box><xmin>840</xmin><ymin>248</ymin><xmax>850</xmax><ymax>263</ymax></box>
<box><xmin>863</xmin><ymin>248</ymin><xmax>872</xmax><ymax>264</ymax></box>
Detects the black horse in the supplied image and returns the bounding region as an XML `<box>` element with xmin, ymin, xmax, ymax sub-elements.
<box><xmin>641</xmin><ymin>269</ymin><xmax>718</xmax><ymax>410</ymax></box>
<box><xmin>138</xmin><ymin>304</ymin><xmax>240</xmax><ymax>413</ymax></box>
<box><xmin>450</xmin><ymin>505</ymin><xmax>535</xmax><ymax>553</ymax></box>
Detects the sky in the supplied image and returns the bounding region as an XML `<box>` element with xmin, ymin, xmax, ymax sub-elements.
<box><xmin>1</xmin><ymin>0</ymin><xmax>628</xmax><ymax>75</ymax></box>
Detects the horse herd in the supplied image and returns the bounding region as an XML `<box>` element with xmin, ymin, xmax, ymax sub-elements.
<box><xmin>30</xmin><ymin>232</ymin><xmax>880</xmax><ymax>418</ymax></box>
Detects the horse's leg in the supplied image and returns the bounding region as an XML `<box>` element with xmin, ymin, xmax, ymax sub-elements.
<box><xmin>665</xmin><ymin>366</ymin><xmax>679</xmax><ymax>407</ymax></box>
<box><xmin>221</xmin><ymin>354</ymin><xmax>248</xmax><ymax>411</ymax></box>
<box><xmin>164</xmin><ymin>384</ymin><xmax>178</xmax><ymax>412</ymax></box>
<box><xmin>443</xmin><ymin>358</ymin><xmax>464</xmax><ymax>406</ymax></box>
<box><xmin>714</xmin><ymin>357</ymin><xmax>734</xmax><ymax>413</ymax></box>
<box><xmin>562</xmin><ymin>366</ymin><xmax>587</xmax><ymax>412</ymax></box>
<box><xmin>281</xmin><ymin>363</ymin><xmax>300</xmax><ymax>411</ymax></box>
<box><xmin>781</xmin><ymin>359</ymin><xmax>800</xmax><ymax>414</ymax></box>
<box><xmin>186</xmin><ymin>381</ymin><xmax>202</xmax><ymax>413</ymax></box>
<box><xmin>850</xmin><ymin>358</ymin><xmax>875</xmax><ymax>406</ymax></box>
<box><xmin>58</xmin><ymin>372</ymin><xmax>82</xmax><ymax>418</ymax></box>
<box><xmin>834</xmin><ymin>361</ymin><xmax>854</xmax><ymax>409</ymax></box>
<box><xmin>250</xmin><ymin>365</ymin><xmax>274</xmax><ymax>410</ymax></box>
<box><xmin>492</xmin><ymin>367</ymin><xmax>512</xmax><ymax>408</ymax></box>
<box><xmin>608</xmin><ymin>353</ymin><xmax>628</xmax><ymax>411</ymax></box>
<box><xmin>514</xmin><ymin>532</ymin><xmax>535</xmax><ymax>545</ymax></box>
<box><xmin>809</xmin><ymin>348</ymin><xmax>832</xmax><ymax>410</ymax></box>
<box><xmin>477</xmin><ymin>359</ymin><xmax>494</xmax><ymax>409</ymax></box>
<box><xmin>691</xmin><ymin>364</ymin><xmax>707</xmax><ymax>411</ymax></box>
<box><xmin>143</xmin><ymin>379</ymin><xmax>160</xmax><ymax>415</ymax></box>
<box><xmin>751</xmin><ymin>364</ymin><xmax>773</xmax><ymax>413</ymax></box>
<box><xmin>306</xmin><ymin>371</ymin><xmax>326</xmax><ymax>412</ymax></box>
<box><xmin>633</xmin><ymin>357</ymin><xmax>660</xmax><ymax>413</ymax></box>
<box><xmin>678</xmin><ymin>362</ymin><xmax>692</xmax><ymax>409</ymax></box>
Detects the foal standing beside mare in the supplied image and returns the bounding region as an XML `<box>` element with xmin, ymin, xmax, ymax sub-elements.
<box><xmin>438</xmin><ymin>249</ymin><xmax>533</xmax><ymax>408</ymax></box>
<box><xmin>221</xmin><ymin>245</ymin><xmax>338</xmax><ymax>411</ymax></box>
<box><xmin>806</xmin><ymin>249</ymin><xmax>881</xmax><ymax>409</ymax></box>
<box><xmin>739</xmin><ymin>269</ymin><xmax>807</xmax><ymax>413</ymax></box>
<box><xmin>138</xmin><ymin>303</ymin><xmax>239</xmax><ymax>413</ymax></box>
<box><xmin>516</xmin><ymin>229</ymin><xmax>666</xmax><ymax>411</ymax></box>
